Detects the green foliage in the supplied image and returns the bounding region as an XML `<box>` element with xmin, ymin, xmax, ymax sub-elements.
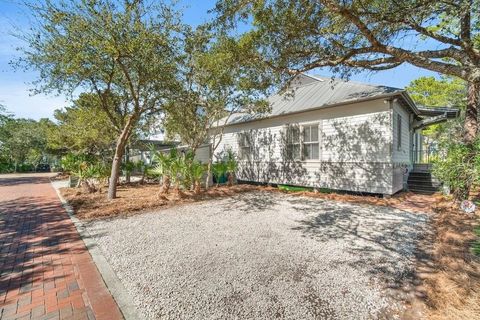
<box><xmin>163</xmin><ymin>27</ymin><xmax>272</xmax><ymax>158</ymax></box>
<box><xmin>49</xmin><ymin>93</ymin><xmax>119</xmax><ymax>155</ymax></box>
<box><xmin>0</xmin><ymin>116</ymin><xmax>55</xmax><ymax>172</ymax></box>
<box><xmin>473</xmin><ymin>227</ymin><xmax>480</xmax><ymax>257</ymax></box>
<box><xmin>215</xmin><ymin>1</ymin><xmax>479</xmax><ymax>83</ymax></box>
<box><xmin>122</xmin><ymin>161</ymin><xmax>136</xmax><ymax>175</ymax></box>
<box><xmin>406</xmin><ymin>76</ymin><xmax>466</xmax><ymax>137</ymax></box>
<box><xmin>432</xmin><ymin>139</ymin><xmax>480</xmax><ymax>200</ymax></box>
<box><xmin>212</xmin><ymin>161</ymin><xmax>228</xmax><ymax>185</ymax></box>
<box><xmin>20</xmin><ymin>0</ymin><xmax>183</xmax><ymax>198</ymax></box>
<box><xmin>406</xmin><ymin>76</ymin><xmax>466</xmax><ymax>108</ymax></box>
<box><xmin>278</xmin><ymin>185</ymin><xmax>313</xmax><ymax>192</ymax></box>
<box><xmin>61</xmin><ymin>152</ymin><xmax>111</xmax><ymax>191</ymax></box>
<box><xmin>151</xmin><ymin>148</ymin><xmax>206</xmax><ymax>192</ymax></box>
<box><xmin>225</xmin><ymin>150</ymin><xmax>238</xmax><ymax>174</ymax></box>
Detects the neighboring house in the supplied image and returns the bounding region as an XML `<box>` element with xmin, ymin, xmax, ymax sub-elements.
<box><xmin>195</xmin><ymin>74</ymin><xmax>458</xmax><ymax>196</ymax></box>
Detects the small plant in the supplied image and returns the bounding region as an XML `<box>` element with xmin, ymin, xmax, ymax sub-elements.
<box><xmin>225</xmin><ymin>150</ymin><xmax>238</xmax><ymax>186</ymax></box>
<box><xmin>134</xmin><ymin>160</ymin><xmax>150</xmax><ymax>184</ymax></box>
<box><xmin>212</xmin><ymin>161</ymin><xmax>228</xmax><ymax>187</ymax></box>
<box><xmin>151</xmin><ymin>149</ymin><xmax>177</xmax><ymax>194</ymax></box>
<box><xmin>122</xmin><ymin>160</ymin><xmax>135</xmax><ymax>183</ymax></box>
<box><xmin>190</xmin><ymin>161</ymin><xmax>205</xmax><ymax>194</ymax></box>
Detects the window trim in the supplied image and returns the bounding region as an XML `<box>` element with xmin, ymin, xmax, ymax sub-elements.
<box><xmin>397</xmin><ymin>113</ymin><xmax>402</xmax><ymax>151</ymax></box>
<box><xmin>238</xmin><ymin>131</ymin><xmax>251</xmax><ymax>160</ymax></box>
<box><xmin>285</xmin><ymin>122</ymin><xmax>320</xmax><ymax>161</ymax></box>
<box><xmin>285</xmin><ymin>124</ymin><xmax>302</xmax><ymax>161</ymax></box>
<box><xmin>302</xmin><ymin>123</ymin><xmax>320</xmax><ymax>161</ymax></box>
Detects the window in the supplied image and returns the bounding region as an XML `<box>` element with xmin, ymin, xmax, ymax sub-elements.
<box><xmin>286</xmin><ymin>125</ymin><xmax>301</xmax><ymax>160</ymax></box>
<box><xmin>303</xmin><ymin>124</ymin><xmax>319</xmax><ymax>160</ymax></box>
<box><xmin>285</xmin><ymin>123</ymin><xmax>320</xmax><ymax>160</ymax></box>
<box><xmin>397</xmin><ymin>114</ymin><xmax>402</xmax><ymax>150</ymax></box>
<box><xmin>238</xmin><ymin>132</ymin><xmax>251</xmax><ymax>160</ymax></box>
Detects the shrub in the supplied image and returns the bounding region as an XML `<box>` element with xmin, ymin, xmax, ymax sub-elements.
<box><xmin>212</xmin><ymin>161</ymin><xmax>228</xmax><ymax>186</ymax></box>
<box><xmin>432</xmin><ymin>139</ymin><xmax>480</xmax><ymax>200</ymax></box>
<box><xmin>225</xmin><ymin>150</ymin><xmax>238</xmax><ymax>186</ymax></box>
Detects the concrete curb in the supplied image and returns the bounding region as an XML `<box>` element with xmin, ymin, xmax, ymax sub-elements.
<box><xmin>50</xmin><ymin>180</ymin><xmax>139</xmax><ymax>320</ymax></box>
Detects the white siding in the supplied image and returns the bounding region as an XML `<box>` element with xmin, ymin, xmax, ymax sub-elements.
<box><xmin>211</xmin><ymin>99</ymin><xmax>395</xmax><ymax>194</ymax></box>
<box><xmin>194</xmin><ymin>145</ymin><xmax>210</xmax><ymax>163</ymax></box>
<box><xmin>391</xmin><ymin>101</ymin><xmax>413</xmax><ymax>193</ymax></box>
<box><xmin>392</xmin><ymin>101</ymin><xmax>411</xmax><ymax>164</ymax></box>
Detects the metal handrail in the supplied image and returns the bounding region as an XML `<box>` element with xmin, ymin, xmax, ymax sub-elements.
<box><xmin>412</xmin><ymin>147</ymin><xmax>438</xmax><ymax>164</ymax></box>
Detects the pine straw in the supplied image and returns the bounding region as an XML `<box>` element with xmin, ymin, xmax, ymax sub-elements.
<box><xmin>61</xmin><ymin>183</ymin><xmax>480</xmax><ymax>319</ymax></box>
<box><xmin>59</xmin><ymin>183</ymin><xmax>260</xmax><ymax>220</ymax></box>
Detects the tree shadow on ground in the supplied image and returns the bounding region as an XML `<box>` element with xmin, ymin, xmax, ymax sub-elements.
<box><xmin>222</xmin><ymin>191</ymin><xmax>434</xmax><ymax>313</ymax></box>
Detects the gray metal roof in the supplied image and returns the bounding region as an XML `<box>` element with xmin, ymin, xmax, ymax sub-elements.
<box><xmin>223</xmin><ymin>75</ymin><xmax>405</xmax><ymax>126</ymax></box>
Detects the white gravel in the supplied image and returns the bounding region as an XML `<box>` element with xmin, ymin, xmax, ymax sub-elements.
<box><xmin>84</xmin><ymin>191</ymin><xmax>429</xmax><ymax>320</ymax></box>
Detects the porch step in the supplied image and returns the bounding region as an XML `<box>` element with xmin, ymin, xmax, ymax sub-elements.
<box><xmin>407</xmin><ymin>171</ymin><xmax>441</xmax><ymax>195</ymax></box>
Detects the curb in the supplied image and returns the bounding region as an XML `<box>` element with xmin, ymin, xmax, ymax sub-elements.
<box><xmin>50</xmin><ymin>180</ymin><xmax>139</xmax><ymax>320</ymax></box>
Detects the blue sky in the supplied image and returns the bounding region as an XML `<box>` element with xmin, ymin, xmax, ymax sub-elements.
<box><xmin>0</xmin><ymin>0</ymin><xmax>440</xmax><ymax>120</ymax></box>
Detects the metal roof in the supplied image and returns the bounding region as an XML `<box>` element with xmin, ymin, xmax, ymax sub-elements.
<box><xmin>223</xmin><ymin>75</ymin><xmax>407</xmax><ymax>126</ymax></box>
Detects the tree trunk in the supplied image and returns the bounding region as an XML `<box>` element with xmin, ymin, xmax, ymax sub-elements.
<box><xmin>125</xmin><ymin>145</ymin><xmax>131</xmax><ymax>184</ymax></box>
<box><xmin>205</xmin><ymin>159</ymin><xmax>212</xmax><ymax>190</ymax></box>
<box><xmin>194</xmin><ymin>181</ymin><xmax>201</xmax><ymax>194</ymax></box>
<box><xmin>463</xmin><ymin>81</ymin><xmax>479</xmax><ymax>144</ymax></box>
<box><xmin>108</xmin><ymin>117</ymin><xmax>136</xmax><ymax>200</ymax></box>
<box><xmin>160</xmin><ymin>176</ymin><xmax>171</xmax><ymax>194</ymax></box>
<box><xmin>227</xmin><ymin>172</ymin><xmax>234</xmax><ymax>186</ymax></box>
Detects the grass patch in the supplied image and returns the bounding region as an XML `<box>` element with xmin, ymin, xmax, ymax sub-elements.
<box><xmin>473</xmin><ymin>226</ymin><xmax>480</xmax><ymax>257</ymax></box>
<box><xmin>277</xmin><ymin>184</ymin><xmax>312</xmax><ymax>192</ymax></box>
<box><xmin>277</xmin><ymin>184</ymin><xmax>333</xmax><ymax>193</ymax></box>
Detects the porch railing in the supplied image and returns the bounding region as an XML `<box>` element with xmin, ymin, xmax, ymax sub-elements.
<box><xmin>412</xmin><ymin>148</ymin><xmax>438</xmax><ymax>164</ymax></box>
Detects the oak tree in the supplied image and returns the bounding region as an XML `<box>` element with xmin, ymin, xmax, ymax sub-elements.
<box><xmin>19</xmin><ymin>0</ymin><xmax>182</xmax><ymax>199</ymax></box>
<box><xmin>216</xmin><ymin>0</ymin><xmax>480</xmax><ymax>144</ymax></box>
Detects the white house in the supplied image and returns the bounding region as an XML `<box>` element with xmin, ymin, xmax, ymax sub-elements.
<box><xmin>196</xmin><ymin>74</ymin><xmax>458</xmax><ymax>196</ymax></box>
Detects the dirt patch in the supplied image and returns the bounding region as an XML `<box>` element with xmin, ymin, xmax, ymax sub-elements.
<box><xmin>60</xmin><ymin>183</ymin><xmax>260</xmax><ymax>220</ymax></box>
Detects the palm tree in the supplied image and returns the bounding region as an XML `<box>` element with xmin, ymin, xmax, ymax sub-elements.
<box><xmin>225</xmin><ymin>150</ymin><xmax>238</xmax><ymax>187</ymax></box>
<box><xmin>151</xmin><ymin>149</ymin><xmax>175</xmax><ymax>194</ymax></box>
<box><xmin>190</xmin><ymin>161</ymin><xmax>205</xmax><ymax>194</ymax></box>
<box><xmin>212</xmin><ymin>161</ymin><xmax>228</xmax><ymax>187</ymax></box>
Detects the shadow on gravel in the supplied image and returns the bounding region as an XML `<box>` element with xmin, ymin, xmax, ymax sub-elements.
<box><xmin>220</xmin><ymin>191</ymin><xmax>434</xmax><ymax>315</ymax></box>
<box><xmin>288</xmin><ymin>195</ymin><xmax>434</xmax><ymax>313</ymax></box>
<box><xmin>222</xmin><ymin>191</ymin><xmax>278</xmax><ymax>213</ymax></box>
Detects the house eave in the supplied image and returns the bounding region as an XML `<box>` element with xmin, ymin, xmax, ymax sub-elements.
<box><xmin>218</xmin><ymin>91</ymin><xmax>408</xmax><ymax>128</ymax></box>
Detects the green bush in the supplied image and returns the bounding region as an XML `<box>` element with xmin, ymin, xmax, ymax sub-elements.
<box><xmin>151</xmin><ymin>148</ymin><xmax>206</xmax><ymax>194</ymax></box>
<box><xmin>432</xmin><ymin>139</ymin><xmax>480</xmax><ymax>200</ymax></box>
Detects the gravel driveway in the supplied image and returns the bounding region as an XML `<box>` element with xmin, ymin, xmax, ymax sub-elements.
<box><xmin>85</xmin><ymin>191</ymin><xmax>429</xmax><ymax>320</ymax></box>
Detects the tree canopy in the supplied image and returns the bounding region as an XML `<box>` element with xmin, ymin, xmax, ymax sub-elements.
<box><xmin>48</xmin><ymin>93</ymin><xmax>119</xmax><ymax>156</ymax></box>
<box><xmin>163</xmin><ymin>27</ymin><xmax>272</xmax><ymax>151</ymax></box>
<box><xmin>20</xmin><ymin>0</ymin><xmax>183</xmax><ymax>198</ymax></box>
<box><xmin>0</xmin><ymin>116</ymin><xmax>55</xmax><ymax>172</ymax></box>
<box><xmin>215</xmin><ymin>0</ymin><xmax>480</xmax><ymax>143</ymax></box>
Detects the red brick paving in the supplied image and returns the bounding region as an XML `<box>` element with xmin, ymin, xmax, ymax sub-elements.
<box><xmin>0</xmin><ymin>173</ymin><xmax>123</xmax><ymax>320</ymax></box>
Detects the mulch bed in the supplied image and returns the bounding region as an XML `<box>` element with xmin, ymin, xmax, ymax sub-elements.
<box><xmin>60</xmin><ymin>182</ymin><xmax>260</xmax><ymax>220</ymax></box>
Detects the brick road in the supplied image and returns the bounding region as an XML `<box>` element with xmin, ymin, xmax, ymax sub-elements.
<box><xmin>0</xmin><ymin>173</ymin><xmax>123</xmax><ymax>320</ymax></box>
